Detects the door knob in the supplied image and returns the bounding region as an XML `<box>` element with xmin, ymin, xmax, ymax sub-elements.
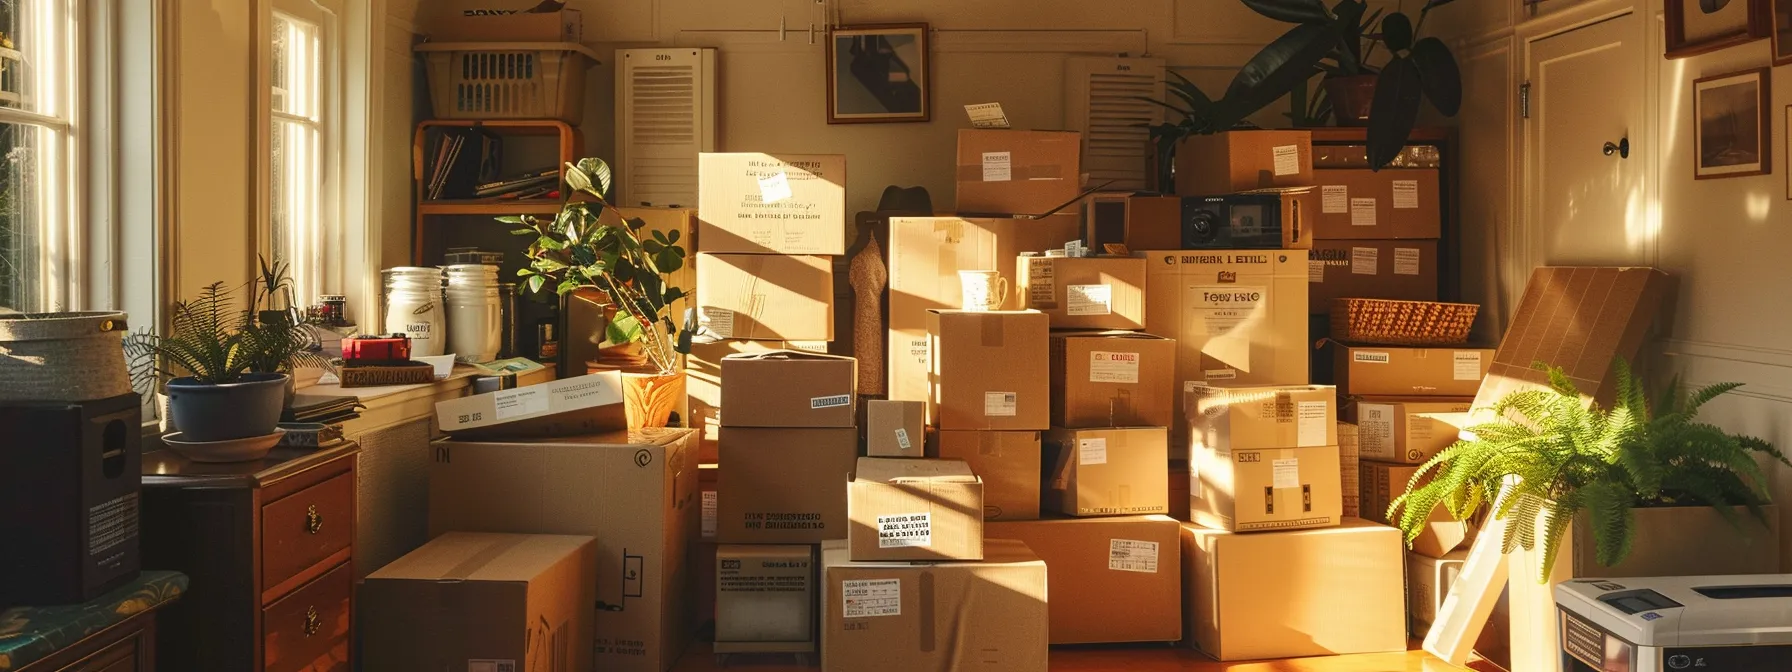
<box><xmin>1602</xmin><ymin>137</ymin><xmax>1630</xmax><ymax>159</ymax></box>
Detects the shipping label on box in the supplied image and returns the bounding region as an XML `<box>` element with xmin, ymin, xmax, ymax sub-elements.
<box><xmin>715</xmin><ymin>544</ymin><xmax>815</xmax><ymax>649</ymax></box>
<box><xmin>435</xmin><ymin>372</ymin><xmax>628</xmax><ymax>439</ymax></box>
<box><xmin>697</xmin><ymin>153</ymin><xmax>845</xmax><ymax>254</ymax></box>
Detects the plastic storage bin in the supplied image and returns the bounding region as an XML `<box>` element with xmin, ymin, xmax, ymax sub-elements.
<box><xmin>415</xmin><ymin>41</ymin><xmax>599</xmax><ymax>122</ymax></box>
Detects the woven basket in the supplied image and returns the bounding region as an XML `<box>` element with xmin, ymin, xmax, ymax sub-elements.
<box><xmin>1330</xmin><ymin>298</ymin><xmax>1477</xmax><ymax>346</ymax></box>
<box><xmin>0</xmin><ymin>311</ymin><xmax>133</xmax><ymax>402</ymax></box>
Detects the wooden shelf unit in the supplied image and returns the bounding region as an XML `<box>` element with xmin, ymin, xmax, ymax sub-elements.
<box><xmin>411</xmin><ymin>119</ymin><xmax>582</xmax><ymax>264</ymax></box>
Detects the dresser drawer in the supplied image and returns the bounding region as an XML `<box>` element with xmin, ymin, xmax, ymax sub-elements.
<box><xmin>262</xmin><ymin>560</ymin><xmax>352</xmax><ymax>672</ymax></box>
<box><xmin>262</xmin><ymin>470</ymin><xmax>354</xmax><ymax>595</ymax></box>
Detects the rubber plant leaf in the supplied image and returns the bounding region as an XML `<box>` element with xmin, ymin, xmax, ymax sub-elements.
<box><xmin>574</xmin><ymin>157</ymin><xmax>613</xmax><ymax>201</ymax></box>
<box><xmin>1366</xmin><ymin>57</ymin><xmax>1424</xmax><ymax>170</ymax></box>
<box><xmin>1379</xmin><ymin>11</ymin><xmax>1414</xmax><ymax>52</ymax></box>
<box><xmin>1239</xmin><ymin>0</ymin><xmax>1332</xmax><ymax>24</ymax></box>
<box><xmin>1409</xmin><ymin>36</ymin><xmax>1463</xmax><ymax>116</ymax></box>
<box><xmin>1221</xmin><ymin>22</ymin><xmax>1338</xmax><ymax>127</ymax></box>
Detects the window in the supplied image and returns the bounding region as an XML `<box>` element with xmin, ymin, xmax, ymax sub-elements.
<box><xmin>267</xmin><ymin>1</ymin><xmax>339</xmax><ymax>309</ymax></box>
<box><xmin>0</xmin><ymin>0</ymin><xmax>73</xmax><ymax>312</ymax></box>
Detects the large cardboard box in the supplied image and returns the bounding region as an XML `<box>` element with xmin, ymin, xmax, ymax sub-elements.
<box><xmin>1474</xmin><ymin>267</ymin><xmax>1673</xmax><ymax>410</ymax></box>
<box><xmin>1311</xmin><ymin>168</ymin><xmax>1442</xmax><ymax>239</ymax></box>
<box><xmin>1018</xmin><ymin>255</ymin><xmax>1147</xmax><ymax>330</ymax></box>
<box><xmin>926</xmin><ymin>310</ymin><xmax>1050</xmax><ymax>430</ymax></box>
<box><xmin>696</xmin><ymin>153</ymin><xmax>845</xmax><ymax>255</ymax></box>
<box><xmin>1044</xmin><ymin>427</ymin><xmax>1169</xmax><ymax>517</ymax></box>
<box><xmin>1189</xmin><ymin>407</ymin><xmax>1343</xmax><ymax>534</ymax></box>
<box><xmin>689</xmin><ymin>340</ymin><xmax>826</xmax><ymax>462</ymax></box>
<box><xmin>427</xmin><ymin>429</ymin><xmax>697</xmax><ymax>672</ymax></box>
<box><xmin>435</xmin><ymin>371</ymin><xmax>628</xmax><ymax>439</ymax></box>
<box><xmin>955</xmin><ymin>129</ymin><xmax>1082</xmax><ymax>215</ymax></box>
<box><xmin>1180</xmin><ymin>519</ymin><xmax>1407</xmax><ymax>660</ymax></box>
<box><xmin>1185</xmin><ymin>383</ymin><xmax>1338</xmax><ymax>453</ymax></box>
<box><xmin>821</xmin><ymin>539</ymin><xmax>1048</xmax><ymax>671</ymax></box>
<box><xmin>1358</xmin><ymin>460</ymin><xmax>1467</xmax><ymax>558</ymax></box>
<box><xmin>1050</xmin><ymin>331</ymin><xmax>1176</xmax><ymax>429</ymax></box>
<box><xmin>887</xmin><ymin>215</ymin><xmax>1079</xmax><ymax>402</ymax></box>
<box><xmin>1333</xmin><ymin>344</ymin><xmax>1494</xmax><ymax>397</ymax></box>
<box><xmin>986</xmin><ymin>516</ymin><xmax>1181</xmax><ymax>644</ymax></box>
<box><xmin>363</xmin><ymin>533</ymin><xmax>596</xmax><ymax>672</ymax></box>
<box><xmin>1344</xmin><ymin>398</ymin><xmax>1473</xmax><ymax>464</ymax></box>
<box><xmin>719</xmin><ymin>351</ymin><xmax>857</xmax><ymax>427</ymax></box>
<box><xmin>695</xmin><ymin>254</ymin><xmax>834</xmax><ymax>341</ymax></box>
<box><xmin>866</xmin><ymin>400</ymin><xmax>925</xmax><ymax>458</ymax></box>
<box><xmin>933</xmin><ymin>430</ymin><xmax>1042</xmax><ymax>521</ymax></box>
<box><xmin>1308</xmin><ymin>239</ymin><xmax>1439</xmax><ymax>312</ymax></box>
<box><xmin>1085</xmin><ymin>193</ymin><xmax>1181</xmax><ymax>251</ymax></box>
<box><xmin>717</xmin><ymin>427</ymin><xmax>857</xmax><ymax>544</ymax></box>
<box><xmin>715</xmin><ymin>544</ymin><xmax>816</xmax><ymax>653</ymax></box>
<box><xmin>1410</xmin><ymin>549</ymin><xmax>1469</xmax><ymax>634</ymax></box>
<box><xmin>1174</xmin><ymin>130</ymin><xmax>1313</xmax><ymax>195</ymax></box>
<box><xmin>847</xmin><ymin>458</ymin><xmax>984</xmax><ymax>561</ymax></box>
<box><xmin>425</xmin><ymin>8</ymin><xmax>582</xmax><ymax>41</ymax></box>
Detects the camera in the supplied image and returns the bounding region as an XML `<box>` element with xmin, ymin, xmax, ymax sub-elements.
<box><xmin>1179</xmin><ymin>191</ymin><xmax>1307</xmax><ymax>249</ymax></box>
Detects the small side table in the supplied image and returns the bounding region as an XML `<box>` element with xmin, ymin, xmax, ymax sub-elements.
<box><xmin>0</xmin><ymin>571</ymin><xmax>187</xmax><ymax>672</ymax></box>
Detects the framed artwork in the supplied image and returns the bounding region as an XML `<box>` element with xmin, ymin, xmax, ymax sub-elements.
<box><xmin>1774</xmin><ymin>0</ymin><xmax>1792</xmax><ymax>64</ymax></box>
<box><xmin>826</xmin><ymin>23</ymin><xmax>930</xmax><ymax>124</ymax></box>
<box><xmin>1665</xmin><ymin>0</ymin><xmax>1770</xmax><ymax>59</ymax></box>
<box><xmin>1692</xmin><ymin>68</ymin><xmax>1771</xmax><ymax>180</ymax></box>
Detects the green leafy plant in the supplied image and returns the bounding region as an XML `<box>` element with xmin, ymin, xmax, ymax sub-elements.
<box><xmin>507</xmin><ymin>158</ymin><xmax>691</xmax><ymax>375</ymax></box>
<box><xmin>123</xmin><ymin>267</ymin><xmax>329</xmax><ymax>391</ymax></box>
<box><xmin>1389</xmin><ymin>359</ymin><xmax>1787</xmax><ymax>582</ymax></box>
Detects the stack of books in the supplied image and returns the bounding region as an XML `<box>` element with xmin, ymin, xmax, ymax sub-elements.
<box><xmin>473</xmin><ymin>168</ymin><xmax>560</xmax><ymax>200</ymax></box>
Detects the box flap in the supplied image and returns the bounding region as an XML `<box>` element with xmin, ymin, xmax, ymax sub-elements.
<box><xmin>368</xmin><ymin>532</ymin><xmax>595</xmax><ymax>583</ymax></box>
<box><xmin>854</xmin><ymin>457</ymin><xmax>979</xmax><ymax>484</ymax></box>
<box><xmin>721</xmin><ymin>350</ymin><xmax>855</xmax><ymax>364</ymax></box>
<box><xmin>1051</xmin><ymin>329</ymin><xmax>1173</xmax><ymax>341</ymax></box>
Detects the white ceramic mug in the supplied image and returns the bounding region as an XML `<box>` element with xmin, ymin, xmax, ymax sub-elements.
<box><xmin>959</xmin><ymin>270</ymin><xmax>1009</xmax><ymax>312</ymax></box>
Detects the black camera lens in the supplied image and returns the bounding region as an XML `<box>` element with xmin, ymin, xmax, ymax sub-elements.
<box><xmin>1187</xmin><ymin>210</ymin><xmax>1219</xmax><ymax>243</ymax></box>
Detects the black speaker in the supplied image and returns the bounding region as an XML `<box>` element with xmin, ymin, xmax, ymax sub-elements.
<box><xmin>0</xmin><ymin>393</ymin><xmax>142</xmax><ymax>606</ymax></box>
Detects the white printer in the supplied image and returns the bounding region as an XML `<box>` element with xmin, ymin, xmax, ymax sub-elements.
<box><xmin>1554</xmin><ymin>575</ymin><xmax>1792</xmax><ymax>671</ymax></box>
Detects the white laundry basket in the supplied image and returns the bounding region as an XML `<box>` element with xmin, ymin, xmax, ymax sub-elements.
<box><xmin>415</xmin><ymin>41</ymin><xmax>600</xmax><ymax>122</ymax></box>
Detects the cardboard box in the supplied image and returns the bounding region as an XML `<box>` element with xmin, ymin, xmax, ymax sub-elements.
<box><xmin>363</xmin><ymin>533</ymin><xmax>597</xmax><ymax>672</ymax></box>
<box><xmin>986</xmin><ymin>516</ymin><xmax>1181</xmax><ymax>644</ymax></box>
<box><xmin>1190</xmin><ymin>442</ymin><xmax>1343</xmax><ymax>533</ymax></box>
<box><xmin>719</xmin><ymin>350</ymin><xmax>857</xmax><ymax>427</ymax></box>
<box><xmin>1410</xmin><ymin>549</ymin><xmax>1468</xmax><ymax>633</ymax></box>
<box><xmin>695</xmin><ymin>254</ymin><xmax>834</xmax><ymax>341</ymax></box>
<box><xmin>1308</xmin><ymin>239</ymin><xmax>1439</xmax><ymax>312</ymax></box>
<box><xmin>1185</xmin><ymin>383</ymin><xmax>1338</xmax><ymax>453</ymax></box>
<box><xmin>866</xmin><ymin>400</ymin><xmax>925</xmax><ymax>458</ymax></box>
<box><xmin>955</xmin><ymin>129</ymin><xmax>1082</xmax><ymax>216</ymax></box>
<box><xmin>1311</xmin><ymin>168</ymin><xmax>1442</xmax><ymax>239</ymax></box>
<box><xmin>715</xmin><ymin>544</ymin><xmax>816</xmax><ymax>653</ymax></box>
<box><xmin>1174</xmin><ymin>130</ymin><xmax>1313</xmax><ymax>196</ymax></box>
<box><xmin>428</xmin><ymin>429</ymin><xmax>697</xmax><ymax>672</ymax></box>
<box><xmin>1474</xmin><ymin>267</ymin><xmax>1673</xmax><ymax>410</ymax></box>
<box><xmin>717</xmin><ymin>427</ymin><xmax>857</xmax><ymax>544</ymax></box>
<box><xmin>1339</xmin><ymin>422</ymin><xmax>1360</xmax><ymax>518</ymax></box>
<box><xmin>1050</xmin><ymin>331</ymin><xmax>1177</xmax><ymax>429</ymax></box>
<box><xmin>926</xmin><ymin>310</ymin><xmax>1050</xmax><ymax>430</ymax></box>
<box><xmin>1344</xmin><ymin>398</ymin><xmax>1473</xmax><ymax>464</ymax></box>
<box><xmin>1333</xmin><ymin>344</ymin><xmax>1494</xmax><ymax>397</ymax></box>
<box><xmin>1358</xmin><ymin>460</ymin><xmax>1467</xmax><ymax>558</ymax></box>
<box><xmin>821</xmin><ymin>539</ymin><xmax>1048</xmax><ymax>672</ymax></box>
<box><xmin>696</xmin><ymin>153</ymin><xmax>845</xmax><ymax>255</ymax></box>
<box><xmin>933</xmin><ymin>430</ymin><xmax>1042</xmax><ymax>521</ymax></box>
<box><xmin>1182</xmin><ymin>519</ymin><xmax>1406</xmax><ymax>660</ymax></box>
<box><xmin>689</xmin><ymin>340</ymin><xmax>789</xmax><ymax>463</ymax></box>
<box><xmin>435</xmin><ymin>372</ymin><xmax>628</xmax><ymax>439</ymax></box>
<box><xmin>1017</xmin><ymin>255</ymin><xmax>1147</xmax><ymax>330</ymax></box>
<box><xmin>887</xmin><ymin>215</ymin><xmax>1079</xmax><ymax>403</ymax></box>
<box><xmin>1044</xmin><ymin>427</ymin><xmax>1169</xmax><ymax>517</ymax></box>
<box><xmin>846</xmin><ymin>458</ymin><xmax>984</xmax><ymax>561</ymax></box>
<box><xmin>1085</xmin><ymin>193</ymin><xmax>1181</xmax><ymax>252</ymax></box>
<box><xmin>425</xmin><ymin>8</ymin><xmax>582</xmax><ymax>42</ymax></box>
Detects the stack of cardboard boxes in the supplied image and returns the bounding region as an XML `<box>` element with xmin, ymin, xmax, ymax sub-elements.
<box><xmin>1306</xmin><ymin>159</ymin><xmax>1443</xmax><ymax>313</ymax></box>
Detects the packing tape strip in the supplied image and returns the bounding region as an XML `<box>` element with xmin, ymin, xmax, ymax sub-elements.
<box><xmin>438</xmin><ymin>534</ymin><xmax>534</xmax><ymax>580</ymax></box>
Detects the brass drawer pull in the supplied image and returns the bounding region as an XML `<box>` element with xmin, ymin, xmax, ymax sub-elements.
<box><xmin>303</xmin><ymin>606</ymin><xmax>321</xmax><ymax>636</ymax></box>
<box><xmin>305</xmin><ymin>505</ymin><xmax>322</xmax><ymax>534</ymax></box>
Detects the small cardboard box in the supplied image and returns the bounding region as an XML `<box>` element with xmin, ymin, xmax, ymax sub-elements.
<box><xmin>696</xmin><ymin>153</ymin><xmax>845</xmax><ymax>255</ymax></box>
<box><xmin>1190</xmin><ymin>443</ymin><xmax>1343</xmax><ymax>533</ymax></box>
<box><xmin>1185</xmin><ymin>383</ymin><xmax>1338</xmax><ymax>453</ymax></box>
<box><xmin>933</xmin><ymin>430</ymin><xmax>1042</xmax><ymax>521</ymax></box>
<box><xmin>1333</xmin><ymin>344</ymin><xmax>1495</xmax><ymax>397</ymax></box>
<box><xmin>926</xmin><ymin>310</ymin><xmax>1050</xmax><ymax>430</ymax></box>
<box><xmin>1474</xmin><ymin>266</ymin><xmax>1673</xmax><ymax>410</ymax></box>
<box><xmin>1174</xmin><ymin>130</ymin><xmax>1313</xmax><ymax>195</ymax></box>
<box><xmin>689</xmin><ymin>340</ymin><xmax>826</xmax><ymax>463</ymax></box>
<box><xmin>1018</xmin><ymin>255</ymin><xmax>1147</xmax><ymax>330</ymax></box>
<box><xmin>695</xmin><ymin>254</ymin><xmax>834</xmax><ymax>341</ymax></box>
<box><xmin>1050</xmin><ymin>331</ymin><xmax>1177</xmax><ymax>429</ymax></box>
<box><xmin>955</xmin><ymin>129</ymin><xmax>1082</xmax><ymax>216</ymax></box>
<box><xmin>821</xmin><ymin>539</ymin><xmax>1048</xmax><ymax>671</ymax></box>
<box><xmin>1044</xmin><ymin>427</ymin><xmax>1169</xmax><ymax>517</ymax></box>
<box><xmin>1358</xmin><ymin>460</ymin><xmax>1467</xmax><ymax>558</ymax></box>
<box><xmin>1344</xmin><ymin>398</ymin><xmax>1473</xmax><ymax>464</ymax></box>
<box><xmin>986</xmin><ymin>516</ymin><xmax>1181</xmax><ymax>644</ymax></box>
<box><xmin>1308</xmin><ymin>239</ymin><xmax>1439</xmax><ymax>312</ymax></box>
<box><xmin>435</xmin><ymin>372</ymin><xmax>628</xmax><ymax>439</ymax></box>
<box><xmin>1339</xmin><ymin>422</ymin><xmax>1361</xmax><ymax>518</ymax></box>
<box><xmin>1180</xmin><ymin>519</ymin><xmax>1407</xmax><ymax>660</ymax></box>
<box><xmin>719</xmin><ymin>351</ymin><xmax>857</xmax><ymax>428</ymax></box>
<box><xmin>1085</xmin><ymin>193</ymin><xmax>1181</xmax><ymax>252</ymax></box>
<box><xmin>715</xmin><ymin>544</ymin><xmax>816</xmax><ymax>653</ymax></box>
<box><xmin>866</xmin><ymin>400</ymin><xmax>925</xmax><ymax>458</ymax></box>
<box><xmin>1409</xmin><ymin>549</ymin><xmax>1468</xmax><ymax>634</ymax></box>
<box><xmin>847</xmin><ymin>458</ymin><xmax>984</xmax><ymax>561</ymax></box>
<box><xmin>718</xmin><ymin>427</ymin><xmax>858</xmax><ymax>544</ymax></box>
<box><xmin>1311</xmin><ymin>168</ymin><xmax>1442</xmax><ymax>239</ymax></box>
<box><xmin>363</xmin><ymin>533</ymin><xmax>597</xmax><ymax>672</ymax></box>
<box><xmin>425</xmin><ymin>9</ymin><xmax>582</xmax><ymax>42</ymax></box>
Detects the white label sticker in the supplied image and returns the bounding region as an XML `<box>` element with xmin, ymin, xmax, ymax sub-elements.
<box><xmin>982</xmin><ymin>151</ymin><xmax>1013</xmax><ymax>182</ymax></box>
<box><xmin>1350</xmin><ymin>197</ymin><xmax>1377</xmax><ymax>227</ymax></box>
<box><xmin>1353</xmin><ymin>350</ymin><xmax>1390</xmax><ymax>364</ymax></box>
<box><xmin>1351</xmin><ymin>247</ymin><xmax>1378</xmax><ymax>275</ymax></box>
<box><xmin>468</xmin><ymin>660</ymin><xmax>517</xmax><ymax>672</ymax></box>
<box><xmin>1392</xmin><ymin>180</ymin><xmax>1420</xmax><ymax>209</ymax></box>
<box><xmin>1089</xmin><ymin>350</ymin><xmax>1141</xmax><ymax>384</ymax></box>
<box><xmin>1204</xmin><ymin>368</ymin><xmax>1237</xmax><ymax>380</ymax></box>
<box><xmin>842</xmin><ymin>578</ymin><xmax>902</xmax><ymax>618</ymax></box>
<box><xmin>1027</xmin><ymin>257</ymin><xmax>1055</xmax><ymax>304</ymax></box>
<box><xmin>1322</xmin><ymin>185</ymin><xmax>1349</xmax><ymax>213</ymax></box>
<box><xmin>1079</xmin><ymin>438</ymin><xmax>1108</xmax><ymax>465</ymax></box>
<box><xmin>701</xmin><ymin>491</ymin><xmax>717</xmax><ymax>538</ymax></box>
<box><xmin>1108</xmin><ymin>539</ymin><xmax>1160</xmax><ymax>573</ymax></box>
<box><xmin>701</xmin><ymin>306</ymin><xmax>735</xmax><ymax>339</ymax></box>
<box><xmin>895</xmin><ymin>428</ymin><xmax>913</xmax><ymax>450</ymax></box>
<box><xmin>1308</xmin><ymin>259</ymin><xmax>1325</xmax><ymax>283</ymax></box>
<box><xmin>984</xmin><ymin>391</ymin><xmax>1018</xmax><ymax>417</ymax></box>
<box><xmin>1272</xmin><ymin>458</ymin><xmax>1300</xmax><ymax>489</ymax></box>
<box><xmin>1296</xmin><ymin>400</ymin><xmax>1329</xmax><ymax>448</ymax></box>
<box><xmin>787</xmin><ymin>340</ymin><xmax>829</xmax><ymax>353</ymax></box>
<box><xmin>964</xmin><ymin>102</ymin><xmax>1011</xmax><ymax>128</ymax></box>
<box><xmin>491</xmin><ymin>387</ymin><xmax>548</xmax><ymax>420</ymax></box>
<box><xmin>1359</xmin><ymin>403</ymin><xmax>1396</xmax><ymax>459</ymax></box>
<box><xmin>877</xmin><ymin>513</ymin><xmax>932</xmax><ymax>548</ymax></box>
<box><xmin>810</xmin><ymin>394</ymin><xmax>852</xmax><ymax>409</ymax></box>
<box><xmin>1394</xmin><ymin>248</ymin><xmax>1422</xmax><ymax>276</ymax></box>
<box><xmin>1271</xmin><ymin>144</ymin><xmax>1301</xmax><ymax>176</ymax></box>
<box><xmin>1453</xmin><ymin>351</ymin><xmax>1484</xmax><ymax>381</ymax></box>
<box><xmin>1066</xmin><ymin>284</ymin><xmax>1113</xmax><ymax>315</ymax></box>
<box><xmin>757</xmin><ymin>171</ymin><xmax>793</xmax><ymax>204</ymax></box>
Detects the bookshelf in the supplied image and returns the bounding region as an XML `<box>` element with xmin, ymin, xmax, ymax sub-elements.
<box><xmin>410</xmin><ymin>119</ymin><xmax>583</xmax><ymax>263</ymax></box>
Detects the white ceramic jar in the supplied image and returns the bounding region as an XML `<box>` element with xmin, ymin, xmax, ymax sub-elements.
<box><xmin>442</xmin><ymin>264</ymin><xmax>501</xmax><ymax>363</ymax></box>
<box><xmin>382</xmin><ymin>267</ymin><xmax>445</xmax><ymax>357</ymax></box>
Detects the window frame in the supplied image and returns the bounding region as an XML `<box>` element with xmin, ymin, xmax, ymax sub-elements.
<box><xmin>259</xmin><ymin>0</ymin><xmax>344</xmax><ymax>312</ymax></box>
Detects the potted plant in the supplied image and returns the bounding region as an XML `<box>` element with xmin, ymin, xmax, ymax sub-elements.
<box><xmin>507</xmin><ymin>158</ymin><xmax>692</xmax><ymax>429</ymax></box>
<box><xmin>1389</xmin><ymin>359</ymin><xmax>1786</xmax><ymax>582</ymax></box>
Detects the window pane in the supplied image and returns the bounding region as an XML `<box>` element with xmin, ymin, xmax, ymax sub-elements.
<box><xmin>0</xmin><ymin>122</ymin><xmax>43</xmax><ymax>311</ymax></box>
<box><xmin>0</xmin><ymin>0</ymin><xmax>40</xmax><ymax>114</ymax></box>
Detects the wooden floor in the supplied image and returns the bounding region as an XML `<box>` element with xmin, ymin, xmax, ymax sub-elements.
<box><xmin>673</xmin><ymin>642</ymin><xmax>1503</xmax><ymax>671</ymax></box>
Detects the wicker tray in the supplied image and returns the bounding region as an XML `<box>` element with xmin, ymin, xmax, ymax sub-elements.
<box><xmin>1330</xmin><ymin>298</ymin><xmax>1478</xmax><ymax>346</ymax></box>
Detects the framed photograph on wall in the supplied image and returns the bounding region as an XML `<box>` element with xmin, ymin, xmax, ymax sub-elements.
<box><xmin>1693</xmin><ymin>68</ymin><xmax>1771</xmax><ymax>180</ymax></box>
<box><xmin>826</xmin><ymin>23</ymin><xmax>930</xmax><ymax>124</ymax></box>
<box><xmin>1773</xmin><ymin>0</ymin><xmax>1792</xmax><ymax>64</ymax></box>
<box><xmin>1666</xmin><ymin>0</ymin><xmax>1770</xmax><ymax>59</ymax></box>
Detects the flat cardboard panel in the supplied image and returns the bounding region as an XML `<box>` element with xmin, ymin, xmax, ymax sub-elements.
<box><xmin>846</xmin><ymin>458</ymin><xmax>984</xmax><ymax>561</ymax></box>
<box><xmin>435</xmin><ymin>372</ymin><xmax>628</xmax><ymax>439</ymax></box>
<box><xmin>986</xmin><ymin>516</ymin><xmax>1181</xmax><ymax>644</ymax></box>
<box><xmin>1473</xmin><ymin>267</ymin><xmax>1673</xmax><ymax>410</ymax></box>
<box><xmin>1185</xmin><ymin>383</ymin><xmax>1339</xmax><ymax>453</ymax></box>
<box><xmin>717</xmin><ymin>427</ymin><xmax>858</xmax><ymax>544</ymax></box>
<box><xmin>955</xmin><ymin>129</ymin><xmax>1082</xmax><ymax>215</ymax></box>
<box><xmin>866</xmin><ymin>400</ymin><xmax>926</xmax><ymax>458</ymax></box>
<box><xmin>1017</xmin><ymin>256</ymin><xmax>1147</xmax><ymax>330</ymax></box>
<box><xmin>1044</xmin><ymin>427</ymin><xmax>1169</xmax><ymax>517</ymax></box>
<box><xmin>1190</xmin><ymin>443</ymin><xmax>1342</xmax><ymax>533</ymax></box>
<box><xmin>719</xmin><ymin>351</ymin><xmax>858</xmax><ymax>427</ymax></box>
<box><xmin>1358</xmin><ymin>460</ymin><xmax>1467</xmax><ymax>558</ymax></box>
<box><xmin>695</xmin><ymin>254</ymin><xmax>834</xmax><ymax>341</ymax></box>
<box><xmin>1343</xmin><ymin>398</ymin><xmax>1473</xmax><ymax>464</ymax></box>
<box><xmin>696</xmin><ymin>153</ymin><xmax>845</xmax><ymax>255</ymax></box>
<box><xmin>925</xmin><ymin>310</ymin><xmax>1050</xmax><ymax>430</ymax></box>
<box><xmin>933</xmin><ymin>430</ymin><xmax>1042</xmax><ymax>521</ymax></box>
<box><xmin>1309</xmin><ymin>239</ymin><xmax>1440</xmax><ymax>312</ymax></box>
<box><xmin>1310</xmin><ymin>168</ymin><xmax>1442</xmax><ymax>239</ymax></box>
<box><xmin>1050</xmin><ymin>331</ymin><xmax>1177</xmax><ymax>429</ymax></box>
<box><xmin>715</xmin><ymin>544</ymin><xmax>816</xmax><ymax>649</ymax></box>
<box><xmin>1333</xmin><ymin>345</ymin><xmax>1495</xmax><ymax>397</ymax></box>
<box><xmin>1174</xmin><ymin>130</ymin><xmax>1313</xmax><ymax>195</ymax></box>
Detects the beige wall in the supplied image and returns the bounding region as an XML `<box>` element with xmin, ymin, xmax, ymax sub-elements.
<box><xmin>167</xmin><ymin>0</ymin><xmax>259</xmax><ymax>300</ymax></box>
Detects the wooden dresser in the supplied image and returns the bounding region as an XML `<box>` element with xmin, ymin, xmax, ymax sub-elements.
<box><xmin>140</xmin><ymin>441</ymin><xmax>358</xmax><ymax>671</ymax></box>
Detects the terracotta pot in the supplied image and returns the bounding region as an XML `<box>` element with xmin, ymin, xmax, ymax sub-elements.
<box><xmin>1325</xmin><ymin>74</ymin><xmax>1378</xmax><ymax>127</ymax></box>
<box><xmin>622</xmin><ymin>370</ymin><xmax>685</xmax><ymax>429</ymax></box>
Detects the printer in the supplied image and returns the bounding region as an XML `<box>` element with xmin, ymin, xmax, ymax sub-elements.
<box><xmin>1554</xmin><ymin>575</ymin><xmax>1792</xmax><ymax>671</ymax></box>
